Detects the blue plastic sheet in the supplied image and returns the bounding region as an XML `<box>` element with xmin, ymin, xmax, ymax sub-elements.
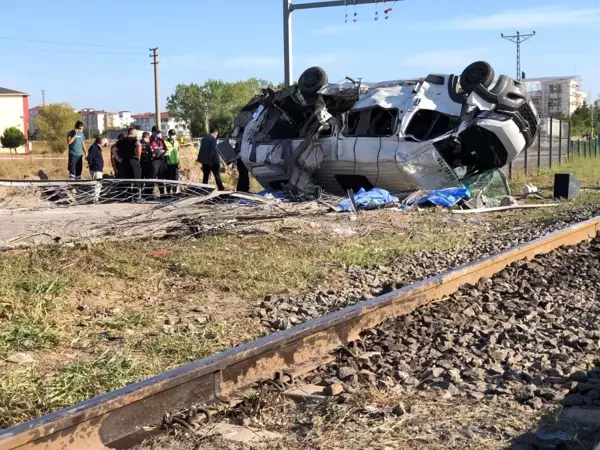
<box><xmin>338</xmin><ymin>188</ymin><xmax>399</xmax><ymax>212</ymax></box>
<box><xmin>410</xmin><ymin>187</ymin><xmax>471</xmax><ymax>208</ymax></box>
<box><xmin>256</xmin><ymin>190</ymin><xmax>290</xmax><ymax>199</ymax></box>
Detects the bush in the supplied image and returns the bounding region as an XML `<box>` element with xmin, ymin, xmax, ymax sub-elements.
<box><xmin>0</xmin><ymin>127</ymin><xmax>27</xmax><ymax>153</ymax></box>
<box><xmin>34</xmin><ymin>104</ymin><xmax>81</xmax><ymax>153</ymax></box>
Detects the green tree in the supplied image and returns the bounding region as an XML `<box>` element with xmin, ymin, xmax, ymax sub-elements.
<box><xmin>0</xmin><ymin>127</ymin><xmax>26</xmax><ymax>153</ymax></box>
<box><xmin>34</xmin><ymin>104</ymin><xmax>82</xmax><ymax>153</ymax></box>
<box><xmin>167</xmin><ymin>78</ymin><xmax>276</xmax><ymax>137</ymax></box>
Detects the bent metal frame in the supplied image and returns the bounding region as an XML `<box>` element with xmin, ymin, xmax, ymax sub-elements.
<box><xmin>283</xmin><ymin>0</ymin><xmax>403</xmax><ymax>87</ymax></box>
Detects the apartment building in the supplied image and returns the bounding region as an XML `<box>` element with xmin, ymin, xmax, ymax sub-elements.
<box><xmin>522</xmin><ymin>76</ymin><xmax>587</xmax><ymax>117</ymax></box>
<box><xmin>132</xmin><ymin>112</ymin><xmax>189</xmax><ymax>136</ymax></box>
<box><xmin>80</xmin><ymin>108</ymin><xmax>107</xmax><ymax>134</ymax></box>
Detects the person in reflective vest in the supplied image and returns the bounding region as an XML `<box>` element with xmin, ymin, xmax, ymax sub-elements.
<box><xmin>165</xmin><ymin>129</ymin><xmax>180</xmax><ymax>194</ymax></box>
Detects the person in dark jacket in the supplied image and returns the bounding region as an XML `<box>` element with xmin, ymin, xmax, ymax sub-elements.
<box><xmin>235</xmin><ymin>140</ymin><xmax>250</xmax><ymax>192</ymax></box>
<box><xmin>197</xmin><ymin>128</ymin><xmax>224</xmax><ymax>191</ymax></box>
<box><xmin>87</xmin><ymin>137</ymin><xmax>104</xmax><ymax>179</ymax></box>
<box><xmin>140</xmin><ymin>132</ymin><xmax>155</xmax><ymax>199</ymax></box>
<box><xmin>150</xmin><ymin>126</ymin><xmax>168</xmax><ymax>195</ymax></box>
<box><xmin>87</xmin><ymin>137</ymin><xmax>105</xmax><ymax>202</ymax></box>
<box><xmin>115</xmin><ymin>128</ymin><xmax>142</xmax><ymax>179</ymax></box>
<box><xmin>111</xmin><ymin>134</ymin><xmax>125</xmax><ymax>178</ymax></box>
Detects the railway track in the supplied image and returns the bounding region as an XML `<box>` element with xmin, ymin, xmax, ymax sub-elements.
<box><xmin>1</xmin><ymin>217</ymin><xmax>599</xmax><ymax>450</ymax></box>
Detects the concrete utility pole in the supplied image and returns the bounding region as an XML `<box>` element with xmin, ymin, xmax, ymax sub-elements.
<box><xmin>41</xmin><ymin>89</ymin><xmax>46</xmax><ymax>106</ymax></box>
<box><xmin>150</xmin><ymin>47</ymin><xmax>161</xmax><ymax>131</ymax></box>
<box><xmin>283</xmin><ymin>0</ymin><xmax>400</xmax><ymax>87</ymax></box>
<box><xmin>501</xmin><ymin>31</ymin><xmax>536</xmax><ymax>81</ymax></box>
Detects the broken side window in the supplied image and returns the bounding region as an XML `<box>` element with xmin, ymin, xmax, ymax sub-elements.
<box><xmin>405</xmin><ymin>110</ymin><xmax>459</xmax><ymax>141</ymax></box>
<box><xmin>344</xmin><ymin>107</ymin><xmax>399</xmax><ymax>137</ymax></box>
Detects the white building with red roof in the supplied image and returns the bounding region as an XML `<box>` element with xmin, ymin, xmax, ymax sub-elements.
<box><xmin>0</xmin><ymin>87</ymin><xmax>30</xmax><ymax>153</ymax></box>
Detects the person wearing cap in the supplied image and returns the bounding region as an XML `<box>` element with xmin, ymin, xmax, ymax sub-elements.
<box><xmin>197</xmin><ymin>127</ymin><xmax>224</xmax><ymax>191</ymax></box>
<box><xmin>164</xmin><ymin>129</ymin><xmax>180</xmax><ymax>194</ymax></box>
<box><xmin>150</xmin><ymin>126</ymin><xmax>168</xmax><ymax>194</ymax></box>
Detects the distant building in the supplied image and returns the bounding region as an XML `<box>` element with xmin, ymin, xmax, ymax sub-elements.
<box><xmin>0</xmin><ymin>87</ymin><xmax>30</xmax><ymax>153</ymax></box>
<box><xmin>29</xmin><ymin>105</ymin><xmax>44</xmax><ymax>137</ymax></box>
<box><xmin>132</xmin><ymin>112</ymin><xmax>189</xmax><ymax>136</ymax></box>
<box><xmin>114</xmin><ymin>111</ymin><xmax>133</xmax><ymax>129</ymax></box>
<box><xmin>80</xmin><ymin>108</ymin><xmax>107</xmax><ymax>135</ymax></box>
<box><xmin>522</xmin><ymin>76</ymin><xmax>586</xmax><ymax>117</ymax></box>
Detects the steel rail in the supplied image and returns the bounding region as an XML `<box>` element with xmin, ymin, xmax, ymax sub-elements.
<box><xmin>1</xmin><ymin>217</ymin><xmax>599</xmax><ymax>450</ymax></box>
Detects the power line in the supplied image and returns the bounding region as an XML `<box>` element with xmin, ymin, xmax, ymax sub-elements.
<box><xmin>0</xmin><ymin>35</ymin><xmax>146</xmax><ymax>50</ymax></box>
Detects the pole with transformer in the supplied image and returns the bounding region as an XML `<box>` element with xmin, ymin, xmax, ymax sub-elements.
<box><xmin>501</xmin><ymin>31</ymin><xmax>535</xmax><ymax>81</ymax></box>
<box><xmin>150</xmin><ymin>47</ymin><xmax>161</xmax><ymax>131</ymax></box>
<box><xmin>283</xmin><ymin>0</ymin><xmax>402</xmax><ymax>87</ymax></box>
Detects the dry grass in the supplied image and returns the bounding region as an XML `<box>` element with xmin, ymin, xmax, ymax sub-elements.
<box><xmin>0</xmin><ymin>216</ymin><xmax>466</xmax><ymax>429</ymax></box>
<box><xmin>283</xmin><ymin>388</ymin><xmax>542</xmax><ymax>450</ymax></box>
<box><xmin>0</xmin><ymin>141</ymin><xmax>262</xmax><ymax>191</ymax></box>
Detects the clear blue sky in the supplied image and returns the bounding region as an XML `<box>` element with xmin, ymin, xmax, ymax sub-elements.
<box><xmin>1</xmin><ymin>0</ymin><xmax>598</xmax><ymax>112</ymax></box>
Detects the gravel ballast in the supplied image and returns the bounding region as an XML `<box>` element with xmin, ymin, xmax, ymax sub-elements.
<box><xmin>257</xmin><ymin>206</ymin><xmax>600</xmax><ymax>333</ymax></box>
<box><xmin>301</xmin><ymin>236</ymin><xmax>600</xmax><ymax>448</ymax></box>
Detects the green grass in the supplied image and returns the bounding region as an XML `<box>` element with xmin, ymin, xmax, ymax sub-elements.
<box><xmin>512</xmin><ymin>155</ymin><xmax>600</xmax><ymax>191</ymax></box>
<box><xmin>43</xmin><ymin>352</ymin><xmax>140</xmax><ymax>407</ymax></box>
<box><xmin>0</xmin><ymin>351</ymin><xmax>143</xmax><ymax>429</ymax></box>
<box><xmin>0</xmin><ymin>321</ymin><xmax>60</xmax><ymax>357</ymax></box>
<box><xmin>94</xmin><ymin>313</ymin><xmax>152</xmax><ymax>331</ymax></box>
<box><xmin>166</xmin><ymin>231</ymin><xmax>466</xmax><ymax>299</ymax></box>
<box><xmin>141</xmin><ymin>328</ymin><xmax>227</xmax><ymax>366</ymax></box>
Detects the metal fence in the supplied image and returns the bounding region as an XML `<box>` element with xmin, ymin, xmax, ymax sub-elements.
<box><xmin>507</xmin><ymin>117</ymin><xmax>573</xmax><ymax>179</ymax></box>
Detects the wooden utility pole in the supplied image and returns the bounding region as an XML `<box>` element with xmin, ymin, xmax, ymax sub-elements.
<box><xmin>150</xmin><ymin>48</ymin><xmax>161</xmax><ymax>131</ymax></box>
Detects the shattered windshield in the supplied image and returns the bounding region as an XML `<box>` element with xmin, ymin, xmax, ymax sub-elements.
<box><xmin>461</xmin><ymin>169</ymin><xmax>511</xmax><ymax>200</ymax></box>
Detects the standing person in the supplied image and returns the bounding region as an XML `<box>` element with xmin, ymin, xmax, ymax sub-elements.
<box><xmin>164</xmin><ymin>129</ymin><xmax>180</xmax><ymax>195</ymax></box>
<box><xmin>111</xmin><ymin>134</ymin><xmax>125</xmax><ymax>178</ymax></box>
<box><xmin>140</xmin><ymin>132</ymin><xmax>155</xmax><ymax>199</ymax></box>
<box><xmin>150</xmin><ymin>126</ymin><xmax>167</xmax><ymax>195</ymax></box>
<box><xmin>87</xmin><ymin>137</ymin><xmax>104</xmax><ymax>202</ymax></box>
<box><xmin>197</xmin><ymin>128</ymin><xmax>225</xmax><ymax>191</ymax></box>
<box><xmin>67</xmin><ymin>121</ymin><xmax>87</xmax><ymax>180</ymax></box>
<box><xmin>235</xmin><ymin>140</ymin><xmax>250</xmax><ymax>192</ymax></box>
<box><xmin>116</xmin><ymin>128</ymin><xmax>142</xmax><ymax>200</ymax></box>
<box><xmin>116</xmin><ymin>128</ymin><xmax>142</xmax><ymax>179</ymax></box>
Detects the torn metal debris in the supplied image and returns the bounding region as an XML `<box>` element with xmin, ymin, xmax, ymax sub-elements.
<box><xmin>234</xmin><ymin>61</ymin><xmax>540</xmax><ymax>199</ymax></box>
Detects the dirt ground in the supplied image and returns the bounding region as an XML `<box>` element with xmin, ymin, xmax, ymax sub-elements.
<box><xmin>1</xmin><ymin>187</ymin><xmax>600</xmax><ymax>431</ymax></box>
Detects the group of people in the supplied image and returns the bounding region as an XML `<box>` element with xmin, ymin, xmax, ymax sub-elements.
<box><xmin>67</xmin><ymin>121</ymin><xmax>250</xmax><ymax>195</ymax></box>
<box><xmin>67</xmin><ymin>121</ymin><xmax>181</xmax><ymax>197</ymax></box>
